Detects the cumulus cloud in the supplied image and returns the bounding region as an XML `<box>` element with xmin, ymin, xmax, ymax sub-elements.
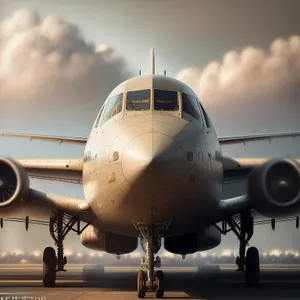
<box><xmin>177</xmin><ymin>36</ymin><xmax>300</xmax><ymax>106</ymax></box>
<box><xmin>0</xmin><ymin>9</ymin><xmax>132</xmax><ymax>135</ymax></box>
<box><xmin>0</xmin><ymin>9</ymin><xmax>131</xmax><ymax>101</ymax></box>
<box><xmin>177</xmin><ymin>37</ymin><xmax>300</xmax><ymax>134</ymax></box>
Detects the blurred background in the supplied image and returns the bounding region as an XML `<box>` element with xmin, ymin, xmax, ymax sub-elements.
<box><xmin>0</xmin><ymin>0</ymin><xmax>300</xmax><ymax>263</ymax></box>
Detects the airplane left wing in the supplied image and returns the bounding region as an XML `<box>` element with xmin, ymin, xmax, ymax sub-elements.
<box><xmin>220</xmin><ymin>131</ymin><xmax>300</xmax><ymax>184</ymax></box>
<box><xmin>218</xmin><ymin>131</ymin><xmax>300</xmax><ymax>145</ymax></box>
<box><xmin>222</xmin><ymin>157</ymin><xmax>266</xmax><ymax>184</ymax></box>
<box><xmin>220</xmin><ymin>155</ymin><xmax>300</xmax><ymax>224</ymax></box>
<box><xmin>223</xmin><ymin>157</ymin><xmax>300</xmax><ymax>184</ymax></box>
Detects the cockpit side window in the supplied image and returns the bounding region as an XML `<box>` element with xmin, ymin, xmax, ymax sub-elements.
<box><xmin>94</xmin><ymin>105</ymin><xmax>105</xmax><ymax>128</ymax></box>
<box><xmin>198</xmin><ymin>102</ymin><xmax>211</xmax><ymax>128</ymax></box>
<box><xmin>154</xmin><ymin>89</ymin><xmax>179</xmax><ymax>111</ymax></box>
<box><xmin>182</xmin><ymin>93</ymin><xmax>203</xmax><ymax>125</ymax></box>
<box><xmin>126</xmin><ymin>89</ymin><xmax>151</xmax><ymax>111</ymax></box>
<box><xmin>100</xmin><ymin>93</ymin><xmax>123</xmax><ymax>126</ymax></box>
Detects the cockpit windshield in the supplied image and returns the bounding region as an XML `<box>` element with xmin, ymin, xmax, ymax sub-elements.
<box><xmin>126</xmin><ymin>89</ymin><xmax>151</xmax><ymax>111</ymax></box>
<box><xmin>154</xmin><ymin>89</ymin><xmax>179</xmax><ymax>111</ymax></box>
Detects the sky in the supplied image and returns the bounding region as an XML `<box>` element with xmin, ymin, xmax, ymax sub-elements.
<box><xmin>0</xmin><ymin>0</ymin><xmax>300</xmax><ymax>257</ymax></box>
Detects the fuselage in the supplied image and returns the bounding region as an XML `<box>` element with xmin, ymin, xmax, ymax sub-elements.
<box><xmin>82</xmin><ymin>75</ymin><xmax>223</xmax><ymax>237</ymax></box>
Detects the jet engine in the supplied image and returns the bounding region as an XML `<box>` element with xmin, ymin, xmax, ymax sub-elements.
<box><xmin>0</xmin><ymin>157</ymin><xmax>30</xmax><ymax>208</ymax></box>
<box><xmin>81</xmin><ymin>225</ymin><xmax>138</xmax><ymax>254</ymax></box>
<box><xmin>248</xmin><ymin>159</ymin><xmax>300</xmax><ymax>218</ymax></box>
<box><xmin>164</xmin><ymin>225</ymin><xmax>221</xmax><ymax>255</ymax></box>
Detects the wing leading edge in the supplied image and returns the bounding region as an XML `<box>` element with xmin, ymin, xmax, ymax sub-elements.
<box><xmin>219</xmin><ymin>131</ymin><xmax>300</xmax><ymax>145</ymax></box>
<box><xmin>1</xmin><ymin>132</ymin><xmax>87</xmax><ymax>145</ymax></box>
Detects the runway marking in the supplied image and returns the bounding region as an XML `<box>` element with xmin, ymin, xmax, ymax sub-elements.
<box><xmin>0</xmin><ymin>292</ymin><xmax>32</xmax><ymax>294</ymax></box>
<box><xmin>0</xmin><ymin>280</ymin><xmax>84</xmax><ymax>283</ymax></box>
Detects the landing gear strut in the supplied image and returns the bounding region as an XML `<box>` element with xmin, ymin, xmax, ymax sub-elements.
<box><xmin>135</xmin><ymin>222</ymin><xmax>168</xmax><ymax>298</ymax></box>
<box><xmin>43</xmin><ymin>211</ymin><xmax>90</xmax><ymax>287</ymax></box>
<box><xmin>226</xmin><ymin>212</ymin><xmax>260</xmax><ymax>286</ymax></box>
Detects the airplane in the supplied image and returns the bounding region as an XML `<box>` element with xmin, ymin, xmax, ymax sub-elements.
<box><xmin>1</xmin><ymin>49</ymin><xmax>300</xmax><ymax>298</ymax></box>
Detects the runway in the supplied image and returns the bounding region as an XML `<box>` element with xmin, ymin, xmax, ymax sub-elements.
<box><xmin>1</xmin><ymin>264</ymin><xmax>300</xmax><ymax>299</ymax></box>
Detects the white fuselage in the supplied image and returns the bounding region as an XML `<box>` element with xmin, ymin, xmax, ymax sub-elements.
<box><xmin>82</xmin><ymin>75</ymin><xmax>223</xmax><ymax>237</ymax></box>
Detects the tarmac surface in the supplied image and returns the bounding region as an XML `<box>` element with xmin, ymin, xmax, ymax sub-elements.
<box><xmin>1</xmin><ymin>264</ymin><xmax>300</xmax><ymax>299</ymax></box>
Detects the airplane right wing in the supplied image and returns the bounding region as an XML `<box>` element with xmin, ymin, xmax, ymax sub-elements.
<box><xmin>0</xmin><ymin>157</ymin><xmax>89</xmax><ymax>225</ymax></box>
<box><xmin>14</xmin><ymin>157</ymin><xmax>84</xmax><ymax>184</ymax></box>
<box><xmin>0</xmin><ymin>132</ymin><xmax>86</xmax><ymax>184</ymax></box>
<box><xmin>0</xmin><ymin>133</ymin><xmax>89</xmax><ymax>222</ymax></box>
<box><xmin>0</xmin><ymin>132</ymin><xmax>87</xmax><ymax>145</ymax></box>
<box><xmin>0</xmin><ymin>187</ymin><xmax>96</xmax><ymax>228</ymax></box>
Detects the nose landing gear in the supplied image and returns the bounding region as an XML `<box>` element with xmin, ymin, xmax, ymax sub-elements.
<box><xmin>135</xmin><ymin>222</ymin><xmax>168</xmax><ymax>298</ymax></box>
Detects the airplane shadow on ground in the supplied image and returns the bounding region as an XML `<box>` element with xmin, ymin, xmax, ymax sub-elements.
<box><xmin>4</xmin><ymin>265</ymin><xmax>300</xmax><ymax>299</ymax></box>
<box><xmin>77</xmin><ymin>265</ymin><xmax>300</xmax><ymax>299</ymax></box>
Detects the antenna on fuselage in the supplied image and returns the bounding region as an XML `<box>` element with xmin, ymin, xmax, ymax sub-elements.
<box><xmin>151</xmin><ymin>48</ymin><xmax>155</xmax><ymax>74</ymax></box>
<box><xmin>164</xmin><ymin>70</ymin><xmax>167</xmax><ymax>76</ymax></box>
<box><xmin>139</xmin><ymin>70</ymin><xmax>142</xmax><ymax>76</ymax></box>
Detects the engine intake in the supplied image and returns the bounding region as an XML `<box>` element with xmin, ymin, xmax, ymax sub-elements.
<box><xmin>0</xmin><ymin>157</ymin><xmax>29</xmax><ymax>208</ymax></box>
<box><xmin>248</xmin><ymin>159</ymin><xmax>300</xmax><ymax>217</ymax></box>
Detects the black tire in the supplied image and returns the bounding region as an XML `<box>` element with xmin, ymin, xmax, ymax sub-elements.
<box><xmin>155</xmin><ymin>270</ymin><xmax>165</xmax><ymax>298</ymax></box>
<box><xmin>245</xmin><ymin>247</ymin><xmax>260</xmax><ymax>287</ymax></box>
<box><xmin>43</xmin><ymin>247</ymin><xmax>57</xmax><ymax>287</ymax></box>
<box><xmin>137</xmin><ymin>270</ymin><xmax>146</xmax><ymax>298</ymax></box>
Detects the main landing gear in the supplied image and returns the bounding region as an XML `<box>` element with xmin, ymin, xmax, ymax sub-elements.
<box><xmin>223</xmin><ymin>212</ymin><xmax>260</xmax><ymax>286</ymax></box>
<box><xmin>43</xmin><ymin>211</ymin><xmax>89</xmax><ymax>287</ymax></box>
<box><xmin>43</xmin><ymin>247</ymin><xmax>56</xmax><ymax>287</ymax></box>
<box><xmin>135</xmin><ymin>223</ymin><xmax>167</xmax><ymax>298</ymax></box>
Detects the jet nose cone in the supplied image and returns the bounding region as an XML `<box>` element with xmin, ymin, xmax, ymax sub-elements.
<box><xmin>122</xmin><ymin>132</ymin><xmax>184</xmax><ymax>193</ymax></box>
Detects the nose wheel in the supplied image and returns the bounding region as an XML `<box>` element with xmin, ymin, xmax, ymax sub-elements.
<box><xmin>137</xmin><ymin>270</ymin><xmax>146</xmax><ymax>298</ymax></box>
<box><xmin>155</xmin><ymin>270</ymin><xmax>165</xmax><ymax>298</ymax></box>
<box><xmin>137</xmin><ymin>270</ymin><xmax>165</xmax><ymax>298</ymax></box>
<box><xmin>135</xmin><ymin>223</ymin><xmax>167</xmax><ymax>298</ymax></box>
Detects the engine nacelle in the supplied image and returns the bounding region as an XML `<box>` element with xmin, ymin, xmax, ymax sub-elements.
<box><xmin>248</xmin><ymin>158</ymin><xmax>300</xmax><ymax>218</ymax></box>
<box><xmin>164</xmin><ymin>225</ymin><xmax>221</xmax><ymax>255</ymax></box>
<box><xmin>81</xmin><ymin>225</ymin><xmax>138</xmax><ymax>254</ymax></box>
<box><xmin>0</xmin><ymin>157</ymin><xmax>30</xmax><ymax>208</ymax></box>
